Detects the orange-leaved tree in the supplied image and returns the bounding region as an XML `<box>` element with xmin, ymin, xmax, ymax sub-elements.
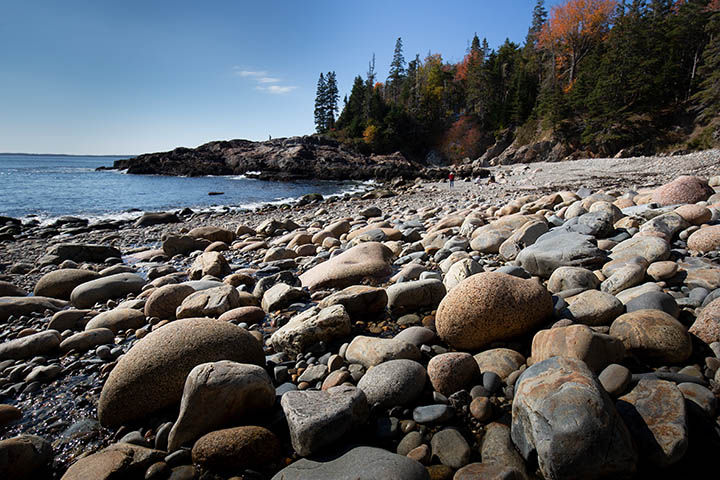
<box><xmin>538</xmin><ymin>0</ymin><xmax>617</xmax><ymax>91</ymax></box>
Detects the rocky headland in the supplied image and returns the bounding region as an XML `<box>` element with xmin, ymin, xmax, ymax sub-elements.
<box><xmin>104</xmin><ymin>136</ymin><xmax>452</xmax><ymax>182</ymax></box>
<box><xmin>1</xmin><ymin>149</ymin><xmax>720</xmax><ymax>479</ymax></box>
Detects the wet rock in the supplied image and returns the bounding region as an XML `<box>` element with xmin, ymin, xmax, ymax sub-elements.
<box><xmin>162</xmin><ymin>234</ymin><xmax>211</xmax><ymax>256</ymax></box>
<box><xmin>175</xmin><ymin>284</ymin><xmax>241</xmax><ymax>319</ymax></box>
<box><xmin>436</xmin><ymin>272</ymin><xmax>552</xmax><ymax>350</ymax></box>
<box><xmin>357</xmin><ymin>359</ymin><xmax>426</xmax><ymax>407</ymax></box>
<box><xmin>616</xmin><ymin>379</ymin><xmax>688</xmax><ymax>467</ymax></box>
<box><xmin>281</xmin><ymin>385</ymin><xmax>369</xmax><ymax>456</ymax></box>
<box><xmin>60</xmin><ymin>328</ymin><xmax>115</xmax><ymax>353</ymax></box>
<box><xmin>70</xmin><ymin>273</ymin><xmax>146</xmax><ymax>309</ymax></box>
<box><xmin>609</xmin><ymin>309</ymin><xmax>692</xmax><ymax>364</ymax></box>
<box><xmin>345</xmin><ymin>335</ymin><xmax>421</xmax><ymax>368</ymax></box>
<box><xmin>270</xmin><ymin>304</ymin><xmax>351</xmax><ymax>357</ymax></box>
<box><xmin>270</xmin><ymin>446</ymin><xmax>429</xmax><ymax>480</ymax></box>
<box><xmin>531</xmin><ymin>324</ymin><xmax>625</xmax><ymax>373</ymax></box>
<box><xmin>85</xmin><ymin>308</ymin><xmax>145</xmax><ymax>333</ymax></box>
<box><xmin>511</xmin><ymin>356</ymin><xmax>637</xmax><ymax>480</ymax></box>
<box><xmin>168</xmin><ymin>361</ymin><xmax>275</xmax><ymax>451</ymax></box>
<box><xmin>33</xmin><ymin>269</ymin><xmax>101</xmax><ymax>299</ymax></box>
<box><xmin>98</xmin><ymin>318</ymin><xmax>264</xmax><ymax>427</ymax></box>
<box><xmin>427</xmin><ymin>352</ymin><xmax>480</xmax><ymax>396</ymax></box>
<box><xmin>0</xmin><ymin>330</ymin><xmax>61</xmax><ymax>360</ymax></box>
<box><xmin>299</xmin><ymin>242</ymin><xmax>393</xmax><ymax>291</ymax></box>
<box><xmin>0</xmin><ymin>296</ymin><xmax>67</xmax><ymax>323</ymax></box>
<box><xmin>0</xmin><ymin>435</ymin><xmax>53</xmax><ymax>480</ymax></box>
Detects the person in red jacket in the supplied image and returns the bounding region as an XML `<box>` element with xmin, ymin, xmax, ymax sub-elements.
<box><xmin>449</xmin><ymin>171</ymin><xmax>455</xmax><ymax>188</ymax></box>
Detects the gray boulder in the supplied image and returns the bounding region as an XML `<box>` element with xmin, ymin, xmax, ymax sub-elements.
<box><xmin>516</xmin><ymin>231</ymin><xmax>607</xmax><ymax>278</ymax></box>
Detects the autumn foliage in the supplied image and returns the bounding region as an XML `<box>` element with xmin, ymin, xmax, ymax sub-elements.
<box><xmin>538</xmin><ymin>0</ymin><xmax>617</xmax><ymax>89</ymax></box>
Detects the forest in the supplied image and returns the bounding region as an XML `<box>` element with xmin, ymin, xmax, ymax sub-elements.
<box><xmin>313</xmin><ymin>0</ymin><xmax>720</xmax><ymax>164</ymax></box>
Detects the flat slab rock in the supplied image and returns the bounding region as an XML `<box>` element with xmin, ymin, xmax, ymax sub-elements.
<box><xmin>270</xmin><ymin>446</ymin><xmax>429</xmax><ymax>480</ymax></box>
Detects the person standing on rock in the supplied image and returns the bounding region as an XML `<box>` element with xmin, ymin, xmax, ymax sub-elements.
<box><xmin>449</xmin><ymin>171</ymin><xmax>455</xmax><ymax>188</ymax></box>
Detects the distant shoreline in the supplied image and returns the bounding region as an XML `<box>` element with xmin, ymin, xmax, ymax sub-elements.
<box><xmin>0</xmin><ymin>152</ymin><xmax>135</xmax><ymax>158</ymax></box>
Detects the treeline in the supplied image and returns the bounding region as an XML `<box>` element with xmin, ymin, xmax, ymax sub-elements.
<box><xmin>314</xmin><ymin>0</ymin><xmax>720</xmax><ymax>163</ymax></box>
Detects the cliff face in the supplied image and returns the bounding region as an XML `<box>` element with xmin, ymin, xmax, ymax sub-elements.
<box><xmin>108</xmin><ymin>136</ymin><xmax>432</xmax><ymax>181</ymax></box>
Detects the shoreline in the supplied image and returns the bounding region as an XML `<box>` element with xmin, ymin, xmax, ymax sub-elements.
<box><xmin>1</xmin><ymin>149</ymin><xmax>719</xmax><ymax>478</ymax></box>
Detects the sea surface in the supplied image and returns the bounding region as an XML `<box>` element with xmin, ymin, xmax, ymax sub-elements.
<box><xmin>0</xmin><ymin>154</ymin><xmax>367</xmax><ymax>223</ymax></box>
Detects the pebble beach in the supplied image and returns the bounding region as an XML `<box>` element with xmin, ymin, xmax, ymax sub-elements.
<box><xmin>1</xmin><ymin>149</ymin><xmax>720</xmax><ymax>480</ymax></box>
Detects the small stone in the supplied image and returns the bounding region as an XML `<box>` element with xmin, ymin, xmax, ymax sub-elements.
<box><xmin>430</xmin><ymin>428</ymin><xmax>471</xmax><ymax>469</ymax></box>
<box><xmin>598</xmin><ymin>363</ymin><xmax>631</xmax><ymax>397</ymax></box>
<box><xmin>413</xmin><ymin>404</ymin><xmax>453</xmax><ymax>424</ymax></box>
<box><xmin>191</xmin><ymin>426</ymin><xmax>281</xmax><ymax>473</ymax></box>
<box><xmin>469</xmin><ymin>397</ymin><xmax>492</xmax><ymax>421</ymax></box>
<box><xmin>427</xmin><ymin>352</ymin><xmax>480</xmax><ymax>396</ymax></box>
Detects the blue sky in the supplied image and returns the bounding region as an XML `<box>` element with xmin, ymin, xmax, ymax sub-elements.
<box><xmin>0</xmin><ymin>0</ymin><xmax>552</xmax><ymax>155</ymax></box>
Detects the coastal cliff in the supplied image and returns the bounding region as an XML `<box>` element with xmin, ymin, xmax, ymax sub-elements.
<box><xmin>106</xmin><ymin>136</ymin><xmax>437</xmax><ymax>181</ymax></box>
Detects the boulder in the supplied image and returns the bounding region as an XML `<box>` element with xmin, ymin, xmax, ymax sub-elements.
<box><xmin>33</xmin><ymin>269</ymin><xmax>101</xmax><ymax>299</ymax></box>
<box><xmin>689</xmin><ymin>297</ymin><xmax>720</xmax><ymax>344</ymax></box>
<box><xmin>356</xmin><ymin>359</ymin><xmax>426</xmax><ymax>408</ymax></box>
<box><xmin>386</xmin><ymin>279</ymin><xmax>446</xmax><ymax>315</ymax></box>
<box><xmin>270</xmin><ymin>446</ymin><xmax>429</xmax><ymax>480</ymax></box>
<box><xmin>609</xmin><ymin>309</ymin><xmax>692</xmax><ymax>364</ymax></box>
<box><xmin>299</xmin><ymin>242</ymin><xmax>393</xmax><ymax>291</ymax></box>
<box><xmin>0</xmin><ymin>330</ymin><xmax>61</xmax><ymax>360</ymax></box>
<box><xmin>60</xmin><ymin>328</ymin><xmax>115</xmax><ymax>353</ymax></box>
<box><xmin>188</xmin><ymin>226</ymin><xmax>235</xmax><ymax>244</ymax></box>
<box><xmin>70</xmin><ymin>273</ymin><xmax>145</xmax><ymax>309</ymax></box>
<box><xmin>97</xmin><ymin>318</ymin><xmax>264</xmax><ymax>427</ymax></box>
<box><xmin>345</xmin><ymin>335</ymin><xmax>421</xmax><ymax>368</ymax></box>
<box><xmin>0</xmin><ymin>296</ymin><xmax>67</xmax><ymax>323</ymax></box>
<box><xmin>261</xmin><ymin>283</ymin><xmax>309</xmax><ymax>312</ymax></box>
<box><xmin>84</xmin><ymin>308</ymin><xmax>145</xmax><ymax>333</ymax></box>
<box><xmin>162</xmin><ymin>234</ymin><xmax>211</xmax><ymax>256</ymax></box>
<box><xmin>516</xmin><ymin>231</ymin><xmax>607</xmax><ymax>278</ymax></box>
<box><xmin>511</xmin><ymin>356</ymin><xmax>637</xmax><ymax>480</ymax></box>
<box><xmin>547</xmin><ymin>266</ymin><xmax>600</xmax><ymax>294</ymax></box>
<box><xmin>651</xmin><ymin>175</ymin><xmax>714</xmax><ymax>206</ymax></box>
<box><xmin>498</xmin><ymin>220</ymin><xmax>548</xmax><ymax>261</ymax></box>
<box><xmin>564</xmin><ymin>289</ymin><xmax>624</xmax><ymax>326</ymax></box>
<box><xmin>134</xmin><ymin>212</ymin><xmax>180</xmax><ymax>227</ymax></box>
<box><xmin>188</xmin><ymin>252</ymin><xmax>231</xmax><ymax>280</ymax></box>
<box><xmin>443</xmin><ymin>258</ymin><xmax>483</xmax><ymax>292</ymax></box>
<box><xmin>61</xmin><ymin>442</ymin><xmax>163</xmax><ymax>480</ymax></box>
<box><xmin>42</xmin><ymin>243</ymin><xmax>122</xmax><ymax>264</ymax></box>
<box><xmin>0</xmin><ymin>435</ymin><xmax>54</xmax><ymax>480</ymax></box>
<box><xmin>609</xmin><ymin>236</ymin><xmax>670</xmax><ymax>264</ymax></box>
<box><xmin>435</xmin><ymin>272</ymin><xmax>553</xmax><ymax>350</ymax></box>
<box><xmin>168</xmin><ymin>361</ymin><xmax>275</xmax><ymax>451</ymax></box>
<box><xmin>217</xmin><ymin>306</ymin><xmax>266</xmax><ymax>325</ymax></box>
<box><xmin>281</xmin><ymin>385</ymin><xmax>369</xmax><ymax>456</ymax></box>
<box><xmin>617</xmin><ymin>379</ymin><xmax>688</xmax><ymax>467</ymax></box>
<box><xmin>427</xmin><ymin>352</ymin><xmax>480</xmax><ymax>396</ymax></box>
<box><xmin>191</xmin><ymin>426</ymin><xmax>281</xmax><ymax>473</ymax></box>
<box><xmin>687</xmin><ymin>225</ymin><xmax>720</xmax><ymax>253</ymax></box>
<box><xmin>0</xmin><ymin>281</ymin><xmax>26</xmax><ymax>297</ymax></box>
<box><xmin>430</xmin><ymin>428</ymin><xmax>471</xmax><ymax>469</ymax></box>
<box><xmin>473</xmin><ymin>348</ymin><xmax>526</xmax><ymax>380</ymax></box>
<box><xmin>318</xmin><ymin>285</ymin><xmax>388</xmax><ymax>316</ymax></box>
<box><xmin>531</xmin><ymin>324</ymin><xmax>625</xmax><ymax>373</ymax></box>
<box><xmin>175</xmin><ymin>284</ymin><xmax>241</xmax><ymax>319</ymax></box>
<box><xmin>270</xmin><ymin>304</ymin><xmax>351</xmax><ymax>356</ymax></box>
<box><xmin>144</xmin><ymin>284</ymin><xmax>195</xmax><ymax>320</ymax></box>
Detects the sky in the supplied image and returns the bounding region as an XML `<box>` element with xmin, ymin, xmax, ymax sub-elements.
<box><xmin>0</xmin><ymin>0</ymin><xmax>555</xmax><ymax>155</ymax></box>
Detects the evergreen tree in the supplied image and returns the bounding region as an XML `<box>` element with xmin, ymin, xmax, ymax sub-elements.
<box><xmin>325</xmin><ymin>71</ymin><xmax>340</xmax><ymax>130</ymax></box>
<box><xmin>692</xmin><ymin>3</ymin><xmax>720</xmax><ymax>121</ymax></box>
<box><xmin>387</xmin><ymin>37</ymin><xmax>407</xmax><ymax>102</ymax></box>
<box><xmin>314</xmin><ymin>73</ymin><xmax>327</xmax><ymax>133</ymax></box>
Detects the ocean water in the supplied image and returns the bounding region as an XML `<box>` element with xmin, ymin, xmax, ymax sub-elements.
<box><xmin>0</xmin><ymin>154</ymin><xmax>366</xmax><ymax>223</ymax></box>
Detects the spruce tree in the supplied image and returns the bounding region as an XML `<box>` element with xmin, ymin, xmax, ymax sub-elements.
<box><xmin>387</xmin><ymin>37</ymin><xmax>407</xmax><ymax>103</ymax></box>
<box><xmin>314</xmin><ymin>73</ymin><xmax>327</xmax><ymax>133</ymax></box>
<box><xmin>325</xmin><ymin>71</ymin><xmax>340</xmax><ymax>130</ymax></box>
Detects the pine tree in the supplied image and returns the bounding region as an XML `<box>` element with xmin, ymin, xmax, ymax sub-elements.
<box><xmin>324</xmin><ymin>71</ymin><xmax>340</xmax><ymax>130</ymax></box>
<box><xmin>692</xmin><ymin>4</ymin><xmax>720</xmax><ymax>121</ymax></box>
<box><xmin>314</xmin><ymin>73</ymin><xmax>327</xmax><ymax>133</ymax></box>
<box><xmin>387</xmin><ymin>37</ymin><xmax>407</xmax><ymax>103</ymax></box>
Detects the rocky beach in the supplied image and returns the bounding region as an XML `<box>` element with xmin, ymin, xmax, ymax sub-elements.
<box><xmin>1</xmin><ymin>149</ymin><xmax>720</xmax><ymax>480</ymax></box>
